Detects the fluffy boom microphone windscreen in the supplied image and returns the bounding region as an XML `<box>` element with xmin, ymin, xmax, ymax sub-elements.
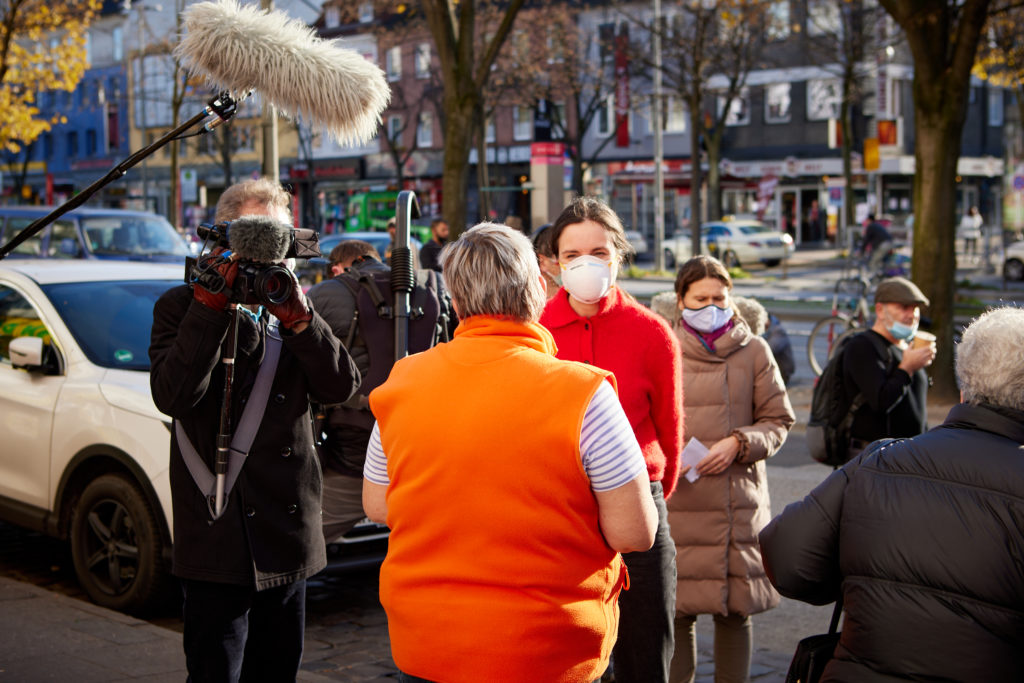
<box><xmin>228</xmin><ymin>216</ymin><xmax>293</xmax><ymax>262</ymax></box>
<box><xmin>175</xmin><ymin>0</ymin><xmax>390</xmax><ymax>146</ymax></box>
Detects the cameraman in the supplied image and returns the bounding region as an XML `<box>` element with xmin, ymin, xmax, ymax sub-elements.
<box><xmin>149</xmin><ymin>178</ymin><xmax>360</xmax><ymax>682</ymax></box>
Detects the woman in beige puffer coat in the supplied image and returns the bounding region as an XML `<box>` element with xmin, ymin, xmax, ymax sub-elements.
<box><xmin>667</xmin><ymin>256</ymin><xmax>795</xmax><ymax>683</ymax></box>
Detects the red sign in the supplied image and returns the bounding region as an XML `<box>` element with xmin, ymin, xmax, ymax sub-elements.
<box><xmin>606</xmin><ymin>159</ymin><xmax>691</xmax><ymax>175</ymax></box>
<box><xmin>614</xmin><ymin>28</ymin><xmax>630</xmax><ymax>148</ymax></box>
<box><xmin>530</xmin><ymin>142</ymin><xmax>565</xmax><ymax>165</ymax></box>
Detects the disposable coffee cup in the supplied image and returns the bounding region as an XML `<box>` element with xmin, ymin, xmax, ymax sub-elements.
<box><xmin>912</xmin><ymin>331</ymin><xmax>936</xmax><ymax>349</ymax></box>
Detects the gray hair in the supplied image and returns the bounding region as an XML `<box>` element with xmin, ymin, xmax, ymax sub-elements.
<box><xmin>440</xmin><ymin>222</ymin><xmax>545</xmax><ymax>323</ymax></box>
<box><xmin>215</xmin><ymin>177</ymin><xmax>292</xmax><ymax>225</ymax></box>
<box><xmin>956</xmin><ymin>306</ymin><xmax>1024</xmax><ymax>411</ymax></box>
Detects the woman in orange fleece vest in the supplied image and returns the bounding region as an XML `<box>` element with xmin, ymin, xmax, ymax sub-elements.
<box><xmin>363</xmin><ymin>223</ymin><xmax>658</xmax><ymax>683</ymax></box>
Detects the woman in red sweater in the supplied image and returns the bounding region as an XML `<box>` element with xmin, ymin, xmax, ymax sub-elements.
<box><xmin>540</xmin><ymin>196</ymin><xmax>683</xmax><ymax>683</ymax></box>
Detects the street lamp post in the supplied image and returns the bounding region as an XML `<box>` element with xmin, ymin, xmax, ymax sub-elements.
<box><xmin>260</xmin><ymin>0</ymin><xmax>279</xmax><ymax>182</ymax></box>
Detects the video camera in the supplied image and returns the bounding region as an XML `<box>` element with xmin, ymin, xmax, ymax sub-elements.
<box><xmin>186</xmin><ymin>219</ymin><xmax>321</xmax><ymax>307</ymax></box>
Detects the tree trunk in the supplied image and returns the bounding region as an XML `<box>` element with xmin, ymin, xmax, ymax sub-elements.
<box><xmin>474</xmin><ymin>102</ymin><xmax>491</xmax><ymax>221</ymax></box>
<box><xmin>840</xmin><ymin>97</ymin><xmax>855</xmax><ymax>251</ymax></box>
<box><xmin>912</xmin><ymin>112</ymin><xmax>961</xmax><ymax>401</ymax></box>
<box><xmin>441</xmin><ymin>98</ymin><xmax>474</xmax><ymax>237</ymax></box>
<box><xmin>706</xmin><ymin>140</ymin><xmax>721</xmax><ymax>221</ymax></box>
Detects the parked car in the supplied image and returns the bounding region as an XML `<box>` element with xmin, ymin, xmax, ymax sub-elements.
<box><xmin>624</xmin><ymin>230</ymin><xmax>649</xmax><ymax>259</ymax></box>
<box><xmin>662</xmin><ymin>218</ymin><xmax>792</xmax><ymax>269</ymax></box>
<box><xmin>1002</xmin><ymin>240</ymin><xmax>1024</xmax><ymax>281</ymax></box>
<box><xmin>0</xmin><ymin>206</ymin><xmax>191</xmax><ymax>263</ymax></box>
<box><xmin>0</xmin><ymin>259</ymin><xmax>385</xmax><ymax>615</ymax></box>
<box><xmin>296</xmin><ymin>231</ymin><xmax>423</xmax><ymax>286</ymax></box>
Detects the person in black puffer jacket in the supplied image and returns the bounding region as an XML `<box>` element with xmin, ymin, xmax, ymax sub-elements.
<box><xmin>759</xmin><ymin>305</ymin><xmax>1024</xmax><ymax>682</ymax></box>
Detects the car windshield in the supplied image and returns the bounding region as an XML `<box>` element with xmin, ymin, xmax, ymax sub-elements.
<box><xmin>83</xmin><ymin>216</ymin><xmax>190</xmax><ymax>258</ymax></box>
<box><xmin>42</xmin><ymin>279</ymin><xmax>179</xmax><ymax>370</ymax></box>
<box><xmin>735</xmin><ymin>224</ymin><xmax>772</xmax><ymax>235</ymax></box>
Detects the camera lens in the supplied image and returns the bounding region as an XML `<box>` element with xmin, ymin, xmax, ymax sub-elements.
<box><xmin>254</xmin><ymin>265</ymin><xmax>292</xmax><ymax>306</ymax></box>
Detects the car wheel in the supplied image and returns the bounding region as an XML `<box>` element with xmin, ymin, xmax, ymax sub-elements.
<box><xmin>70</xmin><ymin>473</ymin><xmax>170</xmax><ymax>615</ymax></box>
<box><xmin>1004</xmin><ymin>258</ymin><xmax>1024</xmax><ymax>281</ymax></box>
<box><xmin>722</xmin><ymin>250</ymin><xmax>740</xmax><ymax>269</ymax></box>
<box><xmin>663</xmin><ymin>249</ymin><xmax>676</xmax><ymax>270</ymax></box>
<box><xmin>763</xmin><ymin>258</ymin><xmax>781</xmax><ymax>267</ymax></box>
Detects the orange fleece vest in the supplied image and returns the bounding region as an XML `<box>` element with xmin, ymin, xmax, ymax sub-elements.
<box><xmin>370</xmin><ymin>316</ymin><xmax>627</xmax><ymax>683</ymax></box>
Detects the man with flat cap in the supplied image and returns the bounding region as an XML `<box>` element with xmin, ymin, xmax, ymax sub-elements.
<box><xmin>842</xmin><ymin>277</ymin><xmax>937</xmax><ymax>457</ymax></box>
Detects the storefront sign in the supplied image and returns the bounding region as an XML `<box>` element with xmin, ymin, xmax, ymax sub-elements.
<box><xmin>530</xmin><ymin>142</ymin><xmax>565</xmax><ymax>165</ymax></box>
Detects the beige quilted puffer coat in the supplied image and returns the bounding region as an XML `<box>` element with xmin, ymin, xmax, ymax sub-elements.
<box><xmin>669</xmin><ymin>317</ymin><xmax>795</xmax><ymax>616</ymax></box>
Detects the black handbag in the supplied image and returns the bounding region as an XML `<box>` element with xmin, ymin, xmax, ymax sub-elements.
<box><xmin>785</xmin><ymin>598</ymin><xmax>843</xmax><ymax>683</ymax></box>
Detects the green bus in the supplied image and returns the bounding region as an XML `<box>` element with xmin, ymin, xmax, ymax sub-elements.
<box><xmin>346</xmin><ymin>191</ymin><xmax>432</xmax><ymax>243</ymax></box>
<box><xmin>346</xmin><ymin>191</ymin><xmax>397</xmax><ymax>232</ymax></box>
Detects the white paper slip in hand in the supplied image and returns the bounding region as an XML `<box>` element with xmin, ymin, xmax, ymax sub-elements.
<box><xmin>681</xmin><ymin>437</ymin><xmax>709</xmax><ymax>483</ymax></box>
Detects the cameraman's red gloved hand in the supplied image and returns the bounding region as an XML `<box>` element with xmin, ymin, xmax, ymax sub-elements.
<box><xmin>193</xmin><ymin>248</ymin><xmax>239</xmax><ymax>311</ymax></box>
<box><xmin>267</xmin><ymin>269</ymin><xmax>313</xmax><ymax>332</ymax></box>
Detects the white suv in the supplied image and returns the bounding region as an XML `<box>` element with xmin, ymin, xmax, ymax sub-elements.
<box><xmin>0</xmin><ymin>260</ymin><xmax>180</xmax><ymax>614</ymax></box>
<box><xmin>0</xmin><ymin>259</ymin><xmax>388</xmax><ymax>615</ymax></box>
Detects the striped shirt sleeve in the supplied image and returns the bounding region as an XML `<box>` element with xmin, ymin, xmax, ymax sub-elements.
<box><xmin>580</xmin><ymin>380</ymin><xmax>647</xmax><ymax>492</ymax></box>
<box><xmin>363</xmin><ymin>422</ymin><xmax>390</xmax><ymax>485</ymax></box>
<box><xmin>362</xmin><ymin>380</ymin><xmax>646</xmax><ymax>492</ymax></box>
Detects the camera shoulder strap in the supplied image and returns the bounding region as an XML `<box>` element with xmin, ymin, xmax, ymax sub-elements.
<box><xmin>175</xmin><ymin>323</ymin><xmax>283</xmax><ymax>519</ymax></box>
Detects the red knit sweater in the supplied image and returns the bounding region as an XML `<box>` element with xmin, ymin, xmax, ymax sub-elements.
<box><xmin>541</xmin><ymin>286</ymin><xmax>684</xmax><ymax>497</ymax></box>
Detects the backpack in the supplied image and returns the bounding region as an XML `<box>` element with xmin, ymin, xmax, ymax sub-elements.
<box><xmin>315</xmin><ymin>261</ymin><xmax>456</xmax><ymax>474</ymax></box>
<box><xmin>806</xmin><ymin>331</ymin><xmax>891</xmax><ymax>467</ymax></box>
<box><xmin>338</xmin><ymin>261</ymin><xmax>456</xmax><ymax>399</ymax></box>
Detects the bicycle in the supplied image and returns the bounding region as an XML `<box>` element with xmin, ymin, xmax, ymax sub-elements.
<box><xmin>807</xmin><ymin>272</ymin><xmax>872</xmax><ymax>376</ymax></box>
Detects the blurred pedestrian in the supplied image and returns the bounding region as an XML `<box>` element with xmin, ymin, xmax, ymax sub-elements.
<box><xmin>418</xmin><ymin>218</ymin><xmax>448</xmax><ymax>272</ymax></box>
<box><xmin>540</xmin><ymin>196</ymin><xmax>683</xmax><ymax>683</ymax></box>
<box><xmin>760</xmin><ymin>306</ymin><xmax>1024</xmax><ymax>682</ymax></box>
<box><xmin>732</xmin><ymin>295</ymin><xmax>795</xmax><ymax>387</ymax></box>
<box><xmin>364</xmin><ymin>222</ymin><xmax>657</xmax><ymax>682</ymax></box>
<box><xmin>859</xmin><ymin>213</ymin><xmax>893</xmax><ymax>277</ymax></box>
<box><xmin>307</xmin><ymin>239</ymin><xmax>387</xmax><ymax>541</ymax></box>
<box><xmin>958</xmin><ymin>205</ymin><xmax>983</xmax><ymax>260</ymax></box>
<box><xmin>667</xmin><ymin>255</ymin><xmax>795</xmax><ymax>683</ymax></box>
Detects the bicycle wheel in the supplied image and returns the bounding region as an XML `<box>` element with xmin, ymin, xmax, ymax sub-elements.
<box><xmin>807</xmin><ymin>315</ymin><xmax>857</xmax><ymax>376</ymax></box>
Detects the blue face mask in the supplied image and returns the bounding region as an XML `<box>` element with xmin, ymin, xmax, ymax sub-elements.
<box><xmin>889</xmin><ymin>320</ymin><xmax>917</xmax><ymax>341</ymax></box>
<box><xmin>682</xmin><ymin>305</ymin><xmax>733</xmax><ymax>334</ymax></box>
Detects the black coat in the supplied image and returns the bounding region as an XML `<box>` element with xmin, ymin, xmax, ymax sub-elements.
<box><xmin>150</xmin><ymin>285</ymin><xmax>359</xmax><ymax>589</ymax></box>
<box><xmin>843</xmin><ymin>330</ymin><xmax>928</xmax><ymax>442</ymax></box>
<box><xmin>759</xmin><ymin>403</ymin><xmax>1024</xmax><ymax>681</ymax></box>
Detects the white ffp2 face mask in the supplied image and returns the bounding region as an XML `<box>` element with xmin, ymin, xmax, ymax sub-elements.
<box><xmin>561</xmin><ymin>254</ymin><xmax>616</xmax><ymax>304</ymax></box>
<box><xmin>682</xmin><ymin>304</ymin><xmax>733</xmax><ymax>333</ymax></box>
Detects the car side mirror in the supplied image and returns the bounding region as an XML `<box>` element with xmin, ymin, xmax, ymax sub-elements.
<box><xmin>10</xmin><ymin>336</ymin><xmax>44</xmax><ymax>370</ymax></box>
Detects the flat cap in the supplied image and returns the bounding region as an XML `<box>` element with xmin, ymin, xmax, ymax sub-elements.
<box><xmin>874</xmin><ymin>277</ymin><xmax>929</xmax><ymax>307</ymax></box>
